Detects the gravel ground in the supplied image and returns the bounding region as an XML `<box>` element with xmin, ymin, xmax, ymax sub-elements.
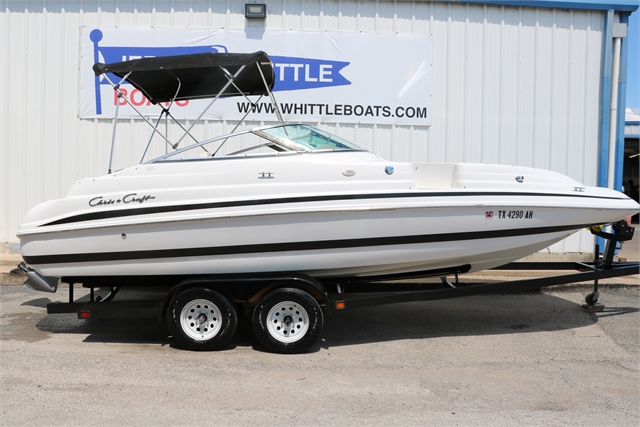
<box><xmin>1</xmin><ymin>284</ymin><xmax>638</xmax><ymax>426</ymax></box>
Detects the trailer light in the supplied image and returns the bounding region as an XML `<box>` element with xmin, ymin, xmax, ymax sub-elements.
<box><xmin>78</xmin><ymin>310</ymin><xmax>91</xmax><ymax>319</ymax></box>
<box><xmin>335</xmin><ymin>301</ymin><xmax>345</xmax><ymax>310</ymax></box>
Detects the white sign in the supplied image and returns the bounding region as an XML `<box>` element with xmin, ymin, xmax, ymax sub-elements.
<box><xmin>80</xmin><ymin>27</ymin><xmax>432</xmax><ymax>126</ymax></box>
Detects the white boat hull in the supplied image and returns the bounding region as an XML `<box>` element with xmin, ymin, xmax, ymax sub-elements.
<box><xmin>18</xmin><ymin>152</ymin><xmax>639</xmax><ymax>283</ymax></box>
<box><xmin>19</xmin><ymin>194</ymin><xmax>637</xmax><ymax>280</ymax></box>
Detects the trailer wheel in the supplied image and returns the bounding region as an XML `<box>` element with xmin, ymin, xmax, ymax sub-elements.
<box><xmin>252</xmin><ymin>288</ymin><xmax>323</xmax><ymax>354</ymax></box>
<box><xmin>168</xmin><ymin>287</ymin><xmax>237</xmax><ymax>351</ymax></box>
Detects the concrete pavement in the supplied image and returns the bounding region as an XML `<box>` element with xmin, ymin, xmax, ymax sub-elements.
<box><xmin>1</xmin><ymin>284</ymin><xmax>638</xmax><ymax>426</ymax></box>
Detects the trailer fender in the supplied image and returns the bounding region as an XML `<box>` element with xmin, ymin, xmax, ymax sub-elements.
<box><xmin>157</xmin><ymin>273</ymin><xmax>331</xmax><ymax>322</ymax></box>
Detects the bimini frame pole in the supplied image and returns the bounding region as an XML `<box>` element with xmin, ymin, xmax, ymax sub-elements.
<box><xmin>102</xmin><ymin>73</ymin><xmax>175</xmax><ymax>149</ymax></box>
<box><xmin>256</xmin><ymin>61</ymin><xmax>284</xmax><ymax>124</ymax></box>
<box><xmin>107</xmin><ymin>72</ymin><xmax>131</xmax><ymax>174</ymax></box>
<box><xmin>211</xmin><ymin>95</ymin><xmax>264</xmax><ymax>157</ymax></box>
<box><xmin>108</xmin><ymin>94</ymin><xmax>121</xmax><ymax>174</ymax></box>
<box><xmin>171</xmin><ymin>64</ymin><xmax>248</xmax><ymax>149</ymax></box>
<box><xmin>140</xmin><ymin>79</ymin><xmax>182</xmax><ymax>163</ymax></box>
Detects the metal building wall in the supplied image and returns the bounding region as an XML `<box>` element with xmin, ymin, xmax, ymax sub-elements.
<box><xmin>1</xmin><ymin>1</ymin><xmax>604</xmax><ymax>254</ymax></box>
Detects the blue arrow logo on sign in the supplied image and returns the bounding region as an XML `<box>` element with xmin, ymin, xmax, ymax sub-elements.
<box><xmin>270</xmin><ymin>56</ymin><xmax>351</xmax><ymax>91</ymax></box>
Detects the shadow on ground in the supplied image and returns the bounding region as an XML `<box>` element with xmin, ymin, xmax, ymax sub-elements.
<box><xmin>14</xmin><ymin>291</ymin><xmax>630</xmax><ymax>352</ymax></box>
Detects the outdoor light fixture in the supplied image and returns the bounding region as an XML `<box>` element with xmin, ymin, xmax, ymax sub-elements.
<box><xmin>245</xmin><ymin>3</ymin><xmax>267</xmax><ymax>19</ymax></box>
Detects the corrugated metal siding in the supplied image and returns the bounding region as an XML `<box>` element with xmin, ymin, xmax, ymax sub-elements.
<box><xmin>625</xmin><ymin>122</ymin><xmax>640</xmax><ymax>136</ymax></box>
<box><xmin>1</xmin><ymin>0</ymin><xmax>604</xmax><ymax>253</ymax></box>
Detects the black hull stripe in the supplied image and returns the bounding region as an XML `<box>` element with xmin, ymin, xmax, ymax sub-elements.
<box><xmin>42</xmin><ymin>191</ymin><xmax>625</xmax><ymax>227</ymax></box>
<box><xmin>24</xmin><ymin>223</ymin><xmax>590</xmax><ymax>265</ymax></box>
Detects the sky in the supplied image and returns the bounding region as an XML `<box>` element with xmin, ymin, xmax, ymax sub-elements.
<box><xmin>628</xmin><ymin>11</ymin><xmax>640</xmax><ymax>113</ymax></box>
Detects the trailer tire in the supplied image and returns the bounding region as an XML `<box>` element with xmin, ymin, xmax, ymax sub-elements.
<box><xmin>252</xmin><ymin>287</ymin><xmax>323</xmax><ymax>354</ymax></box>
<box><xmin>168</xmin><ymin>287</ymin><xmax>237</xmax><ymax>351</ymax></box>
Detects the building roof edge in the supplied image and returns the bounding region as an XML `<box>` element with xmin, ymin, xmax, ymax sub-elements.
<box><xmin>434</xmin><ymin>1</ymin><xmax>639</xmax><ymax>12</ymax></box>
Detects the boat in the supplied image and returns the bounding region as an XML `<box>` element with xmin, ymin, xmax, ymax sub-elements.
<box><xmin>15</xmin><ymin>51</ymin><xmax>640</xmax><ymax>354</ymax></box>
<box><xmin>17</xmin><ymin>51</ymin><xmax>639</xmax><ymax>293</ymax></box>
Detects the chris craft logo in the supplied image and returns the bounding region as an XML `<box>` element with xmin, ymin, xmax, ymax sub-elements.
<box><xmin>89</xmin><ymin>193</ymin><xmax>156</xmax><ymax>207</ymax></box>
<box><xmin>90</xmin><ymin>29</ymin><xmax>351</xmax><ymax>115</ymax></box>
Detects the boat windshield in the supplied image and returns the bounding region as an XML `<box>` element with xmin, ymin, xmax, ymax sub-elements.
<box><xmin>254</xmin><ymin>124</ymin><xmax>362</xmax><ymax>152</ymax></box>
<box><xmin>150</xmin><ymin>124</ymin><xmax>364</xmax><ymax>162</ymax></box>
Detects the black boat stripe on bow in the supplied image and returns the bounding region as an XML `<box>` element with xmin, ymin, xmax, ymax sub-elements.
<box><xmin>41</xmin><ymin>191</ymin><xmax>624</xmax><ymax>227</ymax></box>
<box><xmin>24</xmin><ymin>222</ymin><xmax>593</xmax><ymax>265</ymax></box>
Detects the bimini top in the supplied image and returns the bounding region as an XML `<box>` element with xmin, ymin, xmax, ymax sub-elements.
<box><xmin>92</xmin><ymin>51</ymin><xmax>275</xmax><ymax>104</ymax></box>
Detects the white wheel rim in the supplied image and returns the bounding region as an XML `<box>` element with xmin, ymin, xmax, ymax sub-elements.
<box><xmin>180</xmin><ymin>299</ymin><xmax>223</xmax><ymax>341</ymax></box>
<box><xmin>266</xmin><ymin>301</ymin><xmax>310</xmax><ymax>344</ymax></box>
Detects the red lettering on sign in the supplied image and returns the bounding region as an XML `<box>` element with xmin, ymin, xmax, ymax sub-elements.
<box><xmin>112</xmin><ymin>88</ymin><xmax>189</xmax><ymax>107</ymax></box>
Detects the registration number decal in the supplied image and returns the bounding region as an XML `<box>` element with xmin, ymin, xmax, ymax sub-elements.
<box><xmin>498</xmin><ymin>210</ymin><xmax>533</xmax><ymax>219</ymax></box>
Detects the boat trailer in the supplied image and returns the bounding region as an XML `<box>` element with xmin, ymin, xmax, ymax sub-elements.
<box><xmin>45</xmin><ymin>221</ymin><xmax>637</xmax><ymax>320</ymax></box>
